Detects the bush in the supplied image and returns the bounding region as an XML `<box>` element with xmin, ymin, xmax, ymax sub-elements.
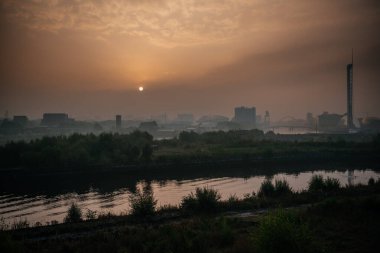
<box><xmin>181</xmin><ymin>187</ymin><xmax>221</xmax><ymax>213</ymax></box>
<box><xmin>308</xmin><ymin>175</ymin><xmax>340</xmax><ymax>193</ymax></box>
<box><xmin>64</xmin><ymin>203</ymin><xmax>83</xmax><ymax>223</ymax></box>
<box><xmin>308</xmin><ymin>175</ymin><xmax>325</xmax><ymax>193</ymax></box>
<box><xmin>252</xmin><ymin>210</ymin><xmax>319</xmax><ymax>253</ymax></box>
<box><xmin>368</xmin><ymin>177</ymin><xmax>375</xmax><ymax>186</ymax></box>
<box><xmin>129</xmin><ymin>185</ymin><xmax>157</xmax><ymax>217</ymax></box>
<box><xmin>258</xmin><ymin>179</ymin><xmax>292</xmax><ymax>198</ymax></box>
<box><xmin>258</xmin><ymin>179</ymin><xmax>275</xmax><ymax>197</ymax></box>
<box><xmin>85</xmin><ymin>209</ymin><xmax>97</xmax><ymax>220</ymax></box>
<box><xmin>274</xmin><ymin>179</ymin><xmax>292</xmax><ymax>196</ymax></box>
<box><xmin>324</xmin><ymin>177</ymin><xmax>340</xmax><ymax>192</ymax></box>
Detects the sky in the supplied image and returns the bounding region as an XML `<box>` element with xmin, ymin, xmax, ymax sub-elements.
<box><xmin>0</xmin><ymin>0</ymin><xmax>379</xmax><ymax>121</ymax></box>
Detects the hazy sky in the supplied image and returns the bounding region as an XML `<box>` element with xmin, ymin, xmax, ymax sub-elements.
<box><xmin>1</xmin><ymin>0</ymin><xmax>379</xmax><ymax>120</ymax></box>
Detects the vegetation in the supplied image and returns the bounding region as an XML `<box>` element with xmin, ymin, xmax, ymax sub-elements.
<box><xmin>129</xmin><ymin>184</ymin><xmax>157</xmax><ymax>217</ymax></box>
<box><xmin>308</xmin><ymin>175</ymin><xmax>341</xmax><ymax>193</ymax></box>
<box><xmin>181</xmin><ymin>187</ymin><xmax>221</xmax><ymax>213</ymax></box>
<box><xmin>64</xmin><ymin>203</ymin><xmax>83</xmax><ymax>223</ymax></box>
<box><xmin>258</xmin><ymin>179</ymin><xmax>292</xmax><ymax>198</ymax></box>
<box><xmin>252</xmin><ymin>210</ymin><xmax>320</xmax><ymax>253</ymax></box>
<box><xmin>0</xmin><ymin>131</ymin><xmax>153</xmax><ymax>169</ymax></box>
<box><xmin>0</xmin><ymin>130</ymin><xmax>379</xmax><ymax>171</ymax></box>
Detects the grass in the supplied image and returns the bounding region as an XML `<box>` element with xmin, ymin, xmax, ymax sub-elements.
<box><xmin>252</xmin><ymin>209</ymin><xmax>320</xmax><ymax>253</ymax></box>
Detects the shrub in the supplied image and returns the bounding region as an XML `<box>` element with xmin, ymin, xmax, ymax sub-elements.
<box><xmin>85</xmin><ymin>209</ymin><xmax>97</xmax><ymax>220</ymax></box>
<box><xmin>324</xmin><ymin>177</ymin><xmax>340</xmax><ymax>192</ymax></box>
<box><xmin>64</xmin><ymin>203</ymin><xmax>83</xmax><ymax>223</ymax></box>
<box><xmin>258</xmin><ymin>179</ymin><xmax>275</xmax><ymax>197</ymax></box>
<box><xmin>308</xmin><ymin>175</ymin><xmax>325</xmax><ymax>193</ymax></box>
<box><xmin>11</xmin><ymin>218</ymin><xmax>29</xmax><ymax>230</ymax></box>
<box><xmin>181</xmin><ymin>187</ymin><xmax>221</xmax><ymax>212</ymax></box>
<box><xmin>274</xmin><ymin>179</ymin><xmax>292</xmax><ymax>196</ymax></box>
<box><xmin>252</xmin><ymin>210</ymin><xmax>319</xmax><ymax>253</ymax></box>
<box><xmin>368</xmin><ymin>177</ymin><xmax>375</xmax><ymax>186</ymax></box>
<box><xmin>308</xmin><ymin>175</ymin><xmax>340</xmax><ymax>193</ymax></box>
<box><xmin>129</xmin><ymin>185</ymin><xmax>157</xmax><ymax>216</ymax></box>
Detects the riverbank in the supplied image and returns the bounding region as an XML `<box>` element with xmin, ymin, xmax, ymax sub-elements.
<box><xmin>2</xmin><ymin>179</ymin><xmax>380</xmax><ymax>253</ymax></box>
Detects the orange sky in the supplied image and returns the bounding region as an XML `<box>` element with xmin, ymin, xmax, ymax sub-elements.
<box><xmin>0</xmin><ymin>0</ymin><xmax>379</xmax><ymax>120</ymax></box>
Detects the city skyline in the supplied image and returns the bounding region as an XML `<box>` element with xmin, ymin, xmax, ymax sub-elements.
<box><xmin>1</xmin><ymin>0</ymin><xmax>380</xmax><ymax>120</ymax></box>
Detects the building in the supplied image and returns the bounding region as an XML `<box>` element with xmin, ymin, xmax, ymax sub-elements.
<box><xmin>358</xmin><ymin>117</ymin><xmax>380</xmax><ymax>133</ymax></box>
<box><xmin>13</xmin><ymin>115</ymin><xmax>28</xmax><ymax>127</ymax></box>
<box><xmin>139</xmin><ymin>121</ymin><xmax>159</xmax><ymax>133</ymax></box>
<box><xmin>116</xmin><ymin>115</ymin><xmax>122</xmax><ymax>129</ymax></box>
<box><xmin>41</xmin><ymin>113</ymin><xmax>69</xmax><ymax>126</ymax></box>
<box><xmin>234</xmin><ymin>106</ymin><xmax>256</xmax><ymax>129</ymax></box>
<box><xmin>306</xmin><ymin>113</ymin><xmax>315</xmax><ymax>128</ymax></box>
<box><xmin>318</xmin><ymin>112</ymin><xmax>344</xmax><ymax>131</ymax></box>
<box><xmin>347</xmin><ymin>58</ymin><xmax>354</xmax><ymax>129</ymax></box>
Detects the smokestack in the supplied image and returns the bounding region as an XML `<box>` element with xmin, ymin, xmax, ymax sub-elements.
<box><xmin>346</xmin><ymin>49</ymin><xmax>354</xmax><ymax>129</ymax></box>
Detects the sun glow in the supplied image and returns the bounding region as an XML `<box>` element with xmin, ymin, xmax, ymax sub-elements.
<box><xmin>139</xmin><ymin>86</ymin><xmax>144</xmax><ymax>92</ymax></box>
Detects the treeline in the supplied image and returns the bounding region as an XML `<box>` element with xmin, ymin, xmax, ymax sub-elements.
<box><xmin>0</xmin><ymin>131</ymin><xmax>153</xmax><ymax>169</ymax></box>
<box><xmin>0</xmin><ymin>130</ymin><xmax>379</xmax><ymax>170</ymax></box>
<box><xmin>155</xmin><ymin>130</ymin><xmax>380</xmax><ymax>163</ymax></box>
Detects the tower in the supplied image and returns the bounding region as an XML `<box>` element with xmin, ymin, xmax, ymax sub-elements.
<box><xmin>116</xmin><ymin>115</ymin><xmax>121</xmax><ymax>129</ymax></box>
<box><xmin>264</xmin><ymin>111</ymin><xmax>270</xmax><ymax>129</ymax></box>
<box><xmin>347</xmin><ymin>49</ymin><xmax>354</xmax><ymax>129</ymax></box>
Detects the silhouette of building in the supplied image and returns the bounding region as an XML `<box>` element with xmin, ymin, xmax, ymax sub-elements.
<box><xmin>347</xmin><ymin>51</ymin><xmax>354</xmax><ymax>129</ymax></box>
<box><xmin>13</xmin><ymin>116</ymin><xmax>28</xmax><ymax>127</ymax></box>
<box><xmin>234</xmin><ymin>106</ymin><xmax>256</xmax><ymax>129</ymax></box>
<box><xmin>139</xmin><ymin>121</ymin><xmax>159</xmax><ymax>133</ymax></box>
<box><xmin>41</xmin><ymin>113</ymin><xmax>69</xmax><ymax>126</ymax></box>
<box><xmin>318</xmin><ymin>112</ymin><xmax>344</xmax><ymax>131</ymax></box>
<box><xmin>358</xmin><ymin>117</ymin><xmax>380</xmax><ymax>133</ymax></box>
<box><xmin>264</xmin><ymin>111</ymin><xmax>270</xmax><ymax>129</ymax></box>
<box><xmin>116</xmin><ymin>115</ymin><xmax>122</xmax><ymax>129</ymax></box>
<box><xmin>306</xmin><ymin>112</ymin><xmax>315</xmax><ymax>128</ymax></box>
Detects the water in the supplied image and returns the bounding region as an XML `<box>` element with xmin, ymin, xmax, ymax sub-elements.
<box><xmin>0</xmin><ymin>168</ymin><xmax>379</xmax><ymax>225</ymax></box>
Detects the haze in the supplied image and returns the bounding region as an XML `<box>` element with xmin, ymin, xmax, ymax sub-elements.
<box><xmin>1</xmin><ymin>0</ymin><xmax>379</xmax><ymax>120</ymax></box>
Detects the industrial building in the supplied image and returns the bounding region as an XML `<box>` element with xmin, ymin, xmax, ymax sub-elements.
<box><xmin>234</xmin><ymin>106</ymin><xmax>256</xmax><ymax>129</ymax></box>
<box><xmin>41</xmin><ymin>113</ymin><xmax>69</xmax><ymax>126</ymax></box>
<box><xmin>13</xmin><ymin>115</ymin><xmax>28</xmax><ymax>127</ymax></box>
<box><xmin>318</xmin><ymin>112</ymin><xmax>344</xmax><ymax>131</ymax></box>
<box><xmin>347</xmin><ymin>52</ymin><xmax>354</xmax><ymax>129</ymax></box>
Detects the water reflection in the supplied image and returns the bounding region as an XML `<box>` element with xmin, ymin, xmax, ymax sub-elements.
<box><xmin>0</xmin><ymin>167</ymin><xmax>379</xmax><ymax>224</ymax></box>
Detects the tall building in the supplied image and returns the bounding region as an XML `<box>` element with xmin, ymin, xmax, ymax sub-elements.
<box><xmin>116</xmin><ymin>115</ymin><xmax>122</xmax><ymax>129</ymax></box>
<box><xmin>234</xmin><ymin>106</ymin><xmax>256</xmax><ymax>129</ymax></box>
<box><xmin>347</xmin><ymin>51</ymin><xmax>354</xmax><ymax>129</ymax></box>
<box><xmin>264</xmin><ymin>111</ymin><xmax>270</xmax><ymax>129</ymax></box>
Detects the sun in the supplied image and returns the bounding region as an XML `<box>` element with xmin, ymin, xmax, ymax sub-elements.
<box><xmin>138</xmin><ymin>86</ymin><xmax>144</xmax><ymax>92</ymax></box>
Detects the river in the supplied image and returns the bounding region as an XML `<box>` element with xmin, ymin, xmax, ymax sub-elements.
<box><xmin>0</xmin><ymin>166</ymin><xmax>379</xmax><ymax>225</ymax></box>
